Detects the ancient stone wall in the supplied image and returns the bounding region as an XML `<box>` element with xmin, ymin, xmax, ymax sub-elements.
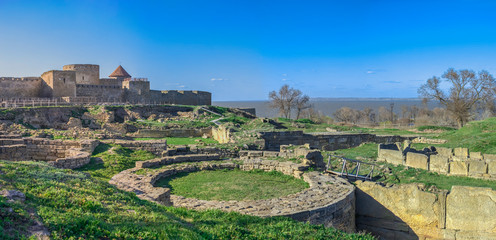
<box><xmin>150</xmin><ymin>90</ymin><xmax>212</xmax><ymax>105</ymax></box>
<box><xmin>0</xmin><ymin>77</ymin><xmax>42</xmax><ymax>98</ymax></box>
<box><xmin>378</xmin><ymin>144</ymin><xmax>496</xmax><ymax>180</ymax></box>
<box><xmin>103</xmin><ymin>139</ymin><xmax>167</xmax><ymax>155</ymax></box>
<box><xmin>0</xmin><ymin>137</ymin><xmax>98</xmax><ymax>169</ymax></box>
<box><xmin>41</xmin><ymin>70</ymin><xmax>77</xmax><ymax>98</ymax></box>
<box><xmin>356</xmin><ymin>181</ymin><xmax>496</xmax><ymax>239</ymax></box>
<box><xmin>76</xmin><ymin>84</ymin><xmax>124</xmax><ymax>102</ymax></box>
<box><xmin>110</xmin><ymin>159</ymin><xmax>356</xmax><ymax>232</ymax></box>
<box><xmin>259</xmin><ymin>131</ymin><xmax>412</xmax><ymax>151</ymax></box>
<box><xmin>62</xmin><ymin>64</ymin><xmax>100</xmax><ymax>85</ymax></box>
<box><xmin>99</xmin><ymin>78</ymin><xmax>123</xmax><ymax>86</ymax></box>
<box><xmin>131</xmin><ymin>128</ymin><xmax>212</xmax><ymax>138</ymax></box>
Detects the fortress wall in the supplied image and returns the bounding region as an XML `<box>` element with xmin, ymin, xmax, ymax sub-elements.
<box><xmin>151</xmin><ymin>90</ymin><xmax>212</xmax><ymax>105</ymax></box>
<box><xmin>0</xmin><ymin>77</ymin><xmax>42</xmax><ymax>98</ymax></box>
<box><xmin>41</xmin><ymin>71</ymin><xmax>77</xmax><ymax>98</ymax></box>
<box><xmin>123</xmin><ymin>80</ymin><xmax>151</xmax><ymax>103</ymax></box>
<box><xmin>99</xmin><ymin>78</ymin><xmax>123</xmax><ymax>86</ymax></box>
<box><xmin>76</xmin><ymin>84</ymin><xmax>124</xmax><ymax>102</ymax></box>
<box><xmin>63</xmin><ymin>64</ymin><xmax>100</xmax><ymax>85</ymax></box>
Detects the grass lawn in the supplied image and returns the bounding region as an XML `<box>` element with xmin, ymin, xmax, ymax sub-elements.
<box><xmin>0</xmin><ymin>161</ymin><xmax>373</xmax><ymax>240</ymax></box>
<box><xmin>166</xmin><ymin>137</ymin><xmax>218</xmax><ymax>145</ymax></box>
<box><xmin>155</xmin><ymin>169</ymin><xmax>310</xmax><ymax>201</ymax></box>
<box><xmin>77</xmin><ymin>143</ymin><xmax>156</xmax><ymax>180</ymax></box>
<box><xmin>379</xmin><ymin>164</ymin><xmax>496</xmax><ymax>191</ymax></box>
<box><xmin>433</xmin><ymin>117</ymin><xmax>496</xmax><ymax>154</ymax></box>
<box><xmin>330</xmin><ymin>143</ymin><xmax>378</xmax><ymax>160</ymax></box>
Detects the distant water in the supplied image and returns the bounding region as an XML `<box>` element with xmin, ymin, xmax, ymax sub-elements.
<box><xmin>213</xmin><ymin>98</ymin><xmax>441</xmax><ymax>118</ymax></box>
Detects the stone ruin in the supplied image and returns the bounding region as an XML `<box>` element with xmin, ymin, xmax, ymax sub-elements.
<box><xmin>378</xmin><ymin>141</ymin><xmax>496</xmax><ymax>179</ymax></box>
<box><xmin>109</xmin><ymin>153</ymin><xmax>356</xmax><ymax>232</ymax></box>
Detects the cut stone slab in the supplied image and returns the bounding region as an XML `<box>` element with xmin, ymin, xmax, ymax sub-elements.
<box><xmin>449</xmin><ymin>162</ymin><xmax>468</xmax><ymax>176</ymax></box>
<box><xmin>405</xmin><ymin>152</ymin><xmax>429</xmax><ymax>170</ymax></box>
<box><xmin>430</xmin><ymin>155</ymin><xmax>449</xmax><ymax>174</ymax></box>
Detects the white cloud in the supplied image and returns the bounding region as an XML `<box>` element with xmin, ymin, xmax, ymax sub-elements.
<box><xmin>210</xmin><ymin>78</ymin><xmax>228</xmax><ymax>81</ymax></box>
<box><xmin>282</xmin><ymin>78</ymin><xmax>287</xmax><ymax>81</ymax></box>
<box><xmin>178</xmin><ymin>85</ymin><xmax>185</xmax><ymax>88</ymax></box>
<box><xmin>366</xmin><ymin>70</ymin><xmax>375</xmax><ymax>74</ymax></box>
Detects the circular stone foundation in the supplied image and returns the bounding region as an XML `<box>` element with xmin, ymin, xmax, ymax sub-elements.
<box><xmin>110</xmin><ymin>159</ymin><xmax>356</xmax><ymax>232</ymax></box>
<box><xmin>155</xmin><ymin>169</ymin><xmax>310</xmax><ymax>201</ymax></box>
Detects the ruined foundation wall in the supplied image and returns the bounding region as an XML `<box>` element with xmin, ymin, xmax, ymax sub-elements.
<box><xmin>356</xmin><ymin>181</ymin><xmax>496</xmax><ymax>239</ymax></box>
<box><xmin>259</xmin><ymin>131</ymin><xmax>412</xmax><ymax>151</ymax></box>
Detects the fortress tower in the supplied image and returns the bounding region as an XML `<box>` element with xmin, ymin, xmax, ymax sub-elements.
<box><xmin>109</xmin><ymin>65</ymin><xmax>131</xmax><ymax>81</ymax></box>
<box><xmin>62</xmin><ymin>64</ymin><xmax>99</xmax><ymax>85</ymax></box>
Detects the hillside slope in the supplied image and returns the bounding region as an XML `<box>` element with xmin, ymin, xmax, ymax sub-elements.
<box><xmin>0</xmin><ymin>161</ymin><xmax>373</xmax><ymax>239</ymax></box>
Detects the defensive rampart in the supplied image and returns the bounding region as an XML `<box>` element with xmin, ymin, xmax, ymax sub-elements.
<box><xmin>0</xmin><ymin>77</ymin><xmax>42</xmax><ymax>98</ymax></box>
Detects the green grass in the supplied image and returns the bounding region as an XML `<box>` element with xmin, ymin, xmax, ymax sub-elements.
<box><xmin>165</xmin><ymin>137</ymin><xmax>218</xmax><ymax>146</ymax></box>
<box><xmin>417</xmin><ymin>125</ymin><xmax>456</xmax><ymax>132</ymax></box>
<box><xmin>155</xmin><ymin>169</ymin><xmax>309</xmax><ymax>201</ymax></box>
<box><xmin>380</xmin><ymin>164</ymin><xmax>496</xmax><ymax>191</ymax></box>
<box><xmin>77</xmin><ymin>143</ymin><xmax>156</xmax><ymax>180</ymax></box>
<box><xmin>433</xmin><ymin>117</ymin><xmax>496</xmax><ymax>154</ymax></box>
<box><xmin>0</xmin><ymin>161</ymin><xmax>374</xmax><ymax>240</ymax></box>
<box><xmin>331</xmin><ymin>143</ymin><xmax>378</xmax><ymax>160</ymax></box>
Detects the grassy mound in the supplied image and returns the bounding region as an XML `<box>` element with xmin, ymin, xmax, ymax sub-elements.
<box><xmin>0</xmin><ymin>161</ymin><xmax>373</xmax><ymax>239</ymax></box>
<box><xmin>435</xmin><ymin>117</ymin><xmax>496</xmax><ymax>153</ymax></box>
<box><xmin>155</xmin><ymin>169</ymin><xmax>309</xmax><ymax>201</ymax></box>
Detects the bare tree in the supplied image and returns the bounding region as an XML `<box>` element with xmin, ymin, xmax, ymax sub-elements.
<box><xmin>333</xmin><ymin>107</ymin><xmax>360</xmax><ymax>123</ymax></box>
<box><xmin>418</xmin><ymin>68</ymin><xmax>496</xmax><ymax>127</ymax></box>
<box><xmin>269</xmin><ymin>85</ymin><xmax>306</xmax><ymax>119</ymax></box>
<box><xmin>295</xmin><ymin>95</ymin><xmax>311</xmax><ymax>119</ymax></box>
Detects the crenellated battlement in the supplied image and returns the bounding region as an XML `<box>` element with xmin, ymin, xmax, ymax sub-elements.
<box><xmin>0</xmin><ymin>77</ymin><xmax>42</xmax><ymax>82</ymax></box>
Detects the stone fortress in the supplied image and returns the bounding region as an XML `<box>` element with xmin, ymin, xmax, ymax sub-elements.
<box><xmin>0</xmin><ymin>64</ymin><xmax>211</xmax><ymax>105</ymax></box>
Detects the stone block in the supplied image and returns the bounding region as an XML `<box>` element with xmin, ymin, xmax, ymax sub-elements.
<box><xmin>436</xmin><ymin>147</ymin><xmax>453</xmax><ymax>157</ymax></box>
<box><xmin>429</xmin><ymin>155</ymin><xmax>449</xmax><ymax>174</ymax></box>
<box><xmin>487</xmin><ymin>162</ymin><xmax>496</xmax><ymax>177</ymax></box>
<box><xmin>452</xmin><ymin>156</ymin><xmax>469</xmax><ymax>162</ymax></box>
<box><xmin>454</xmin><ymin>147</ymin><xmax>469</xmax><ymax>158</ymax></box>
<box><xmin>378</xmin><ymin>149</ymin><xmax>404</xmax><ymax>165</ymax></box>
<box><xmin>446</xmin><ymin>186</ymin><xmax>496</xmax><ymax>232</ymax></box>
<box><xmin>449</xmin><ymin>162</ymin><xmax>468</xmax><ymax>176</ymax></box>
<box><xmin>483</xmin><ymin>154</ymin><xmax>496</xmax><ymax>162</ymax></box>
<box><xmin>468</xmin><ymin>161</ymin><xmax>487</xmax><ymax>177</ymax></box>
<box><xmin>470</xmin><ymin>151</ymin><xmax>483</xmax><ymax>160</ymax></box>
<box><xmin>405</xmin><ymin>152</ymin><xmax>429</xmax><ymax>170</ymax></box>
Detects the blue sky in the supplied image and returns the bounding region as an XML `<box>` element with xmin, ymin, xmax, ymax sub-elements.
<box><xmin>1</xmin><ymin>0</ymin><xmax>496</xmax><ymax>101</ymax></box>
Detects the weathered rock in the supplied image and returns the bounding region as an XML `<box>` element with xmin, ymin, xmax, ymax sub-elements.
<box><xmin>430</xmin><ymin>155</ymin><xmax>449</xmax><ymax>174</ymax></box>
<box><xmin>0</xmin><ymin>190</ymin><xmax>26</xmax><ymax>202</ymax></box>
<box><xmin>446</xmin><ymin>186</ymin><xmax>496</xmax><ymax>232</ymax></box>
<box><xmin>405</xmin><ymin>152</ymin><xmax>429</xmax><ymax>170</ymax></box>
<box><xmin>449</xmin><ymin>162</ymin><xmax>468</xmax><ymax>176</ymax></box>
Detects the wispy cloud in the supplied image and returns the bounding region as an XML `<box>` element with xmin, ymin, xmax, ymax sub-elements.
<box><xmin>366</xmin><ymin>69</ymin><xmax>386</xmax><ymax>74</ymax></box>
<box><xmin>383</xmin><ymin>80</ymin><xmax>401</xmax><ymax>84</ymax></box>
<box><xmin>178</xmin><ymin>85</ymin><xmax>185</xmax><ymax>88</ymax></box>
<box><xmin>210</xmin><ymin>78</ymin><xmax>228</xmax><ymax>81</ymax></box>
<box><xmin>282</xmin><ymin>78</ymin><xmax>287</xmax><ymax>81</ymax></box>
